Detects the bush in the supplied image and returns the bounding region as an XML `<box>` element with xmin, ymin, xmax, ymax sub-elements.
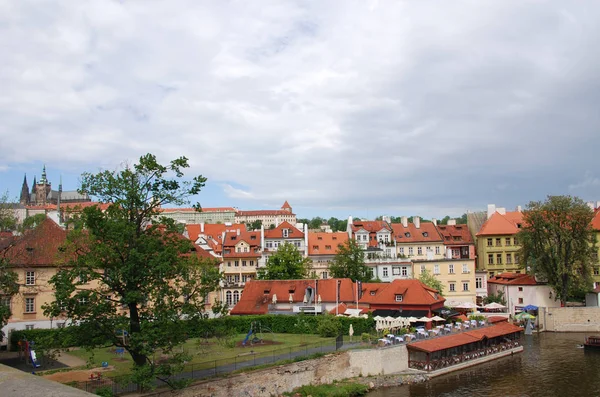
<box><xmin>287</xmin><ymin>382</ymin><xmax>369</xmax><ymax>397</ymax></box>
<box><xmin>317</xmin><ymin>316</ymin><xmax>341</xmax><ymax>337</ymax></box>
<box><xmin>361</xmin><ymin>333</ymin><xmax>371</xmax><ymax>343</ymax></box>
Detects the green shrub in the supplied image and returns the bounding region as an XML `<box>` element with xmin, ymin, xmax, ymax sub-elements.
<box><xmin>95</xmin><ymin>386</ymin><xmax>114</xmax><ymax>397</ymax></box>
<box><xmin>317</xmin><ymin>315</ymin><xmax>341</xmax><ymax>337</ymax></box>
<box><xmin>360</xmin><ymin>333</ymin><xmax>371</xmax><ymax>343</ymax></box>
<box><xmin>286</xmin><ymin>382</ymin><xmax>369</xmax><ymax>397</ymax></box>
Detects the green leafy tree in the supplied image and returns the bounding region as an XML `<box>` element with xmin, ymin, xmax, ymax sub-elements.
<box><xmin>43</xmin><ymin>154</ymin><xmax>222</xmax><ymax>389</ymax></box>
<box><xmin>21</xmin><ymin>214</ymin><xmax>47</xmax><ymax>231</ymax></box>
<box><xmin>247</xmin><ymin>219</ymin><xmax>262</xmax><ymax>231</ymax></box>
<box><xmin>418</xmin><ymin>269</ymin><xmax>444</xmax><ymax>295</ymax></box>
<box><xmin>329</xmin><ymin>239</ymin><xmax>371</xmax><ymax>282</ymax></box>
<box><xmin>483</xmin><ymin>291</ymin><xmax>506</xmax><ymax>305</ymax></box>
<box><xmin>257</xmin><ymin>242</ymin><xmax>311</xmax><ymax>280</ymax></box>
<box><xmin>518</xmin><ymin>195</ymin><xmax>597</xmax><ymax>305</ymax></box>
<box><xmin>309</xmin><ymin>217</ymin><xmax>324</xmax><ymax>230</ymax></box>
<box><xmin>0</xmin><ymin>193</ymin><xmax>19</xmax><ymax>339</ymax></box>
<box><xmin>0</xmin><ymin>192</ymin><xmax>17</xmax><ymax>232</ymax></box>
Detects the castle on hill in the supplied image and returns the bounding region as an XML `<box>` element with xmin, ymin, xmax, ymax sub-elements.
<box><xmin>19</xmin><ymin>166</ymin><xmax>91</xmax><ymax>207</ymax></box>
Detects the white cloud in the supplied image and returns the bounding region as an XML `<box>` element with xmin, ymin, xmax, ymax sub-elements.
<box><xmin>1</xmin><ymin>0</ymin><xmax>600</xmax><ymax>216</ymax></box>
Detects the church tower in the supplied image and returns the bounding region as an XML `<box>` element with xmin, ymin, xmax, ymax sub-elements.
<box><xmin>20</xmin><ymin>174</ymin><xmax>30</xmax><ymax>205</ymax></box>
<box><xmin>35</xmin><ymin>165</ymin><xmax>52</xmax><ymax>206</ymax></box>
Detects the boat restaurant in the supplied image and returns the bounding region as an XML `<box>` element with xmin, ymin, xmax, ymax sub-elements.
<box><xmin>407</xmin><ymin>322</ymin><xmax>523</xmax><ymax>372</ymax></box>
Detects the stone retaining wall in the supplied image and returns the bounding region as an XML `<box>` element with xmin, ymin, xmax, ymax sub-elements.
<box><xmin>147</xmin><ymin>345</ymin><xmax>409</xmax><ymax>397</ymax></box>
<box><xmin>544</xmin><ymin>307</ymin><xmax>600</xmax><ymax>332</ymax></box>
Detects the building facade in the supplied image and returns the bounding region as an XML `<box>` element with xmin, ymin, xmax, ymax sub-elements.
<box><xmin>307</xmin><ymin>232</ymin><xmax>349</xmax><ymax>279</ymax></box>
<box><xmin>159</xmin><ymin>207</ymin><xmax>237</xmax><ymax>224</ymax></box>
<box><xmin>235</xmin><ymin>201</ymin><xmax>296</xmax><ymax>228</ymax></box>
<box><xmin>487</xmin><ymin>273</ymin><xmax>560</xmax><ymax>316</ymax></box>
<box><xmin>391</xmin><ymin>217</ymin><xmax>445</xmax><ymax>261</ymax></box>
<box><xmin>413</xmin><ymin>258</ymin><xmax>477</xmax><ymax>304</ymax></box>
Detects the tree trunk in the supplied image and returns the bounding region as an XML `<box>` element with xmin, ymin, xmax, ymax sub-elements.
<box><xmin>128</xmin><ymin>303</ymin><xmax>148</xmax><ymax>366</ymax></box>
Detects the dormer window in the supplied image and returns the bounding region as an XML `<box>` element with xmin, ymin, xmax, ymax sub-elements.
<box><xmin>283</xmin><ymin>229</ymin><xmax>289</xmax><ymax>238</ymax></box>
<box><xmin>251</xmin><ymin>235</ymin><xmax>256</xmax><ymax>240</ymax></box>
<box><xmin>264</xmin><ymin>289</ymin><xmax>270</xmax><ymax>294</ymax></box>
<box><xmin>318</xmin><ymin>236</ymin><xmax>323</xmax><ymax>240</ymax></box>
<box><xmin>405</xmin><ymin>232</ymin><xmax>411</xmax><ymax>237</ymax></box>
<box><xmin>395</xmin><ymin>294</ymin><xmax>403</xmax><ymax>302</ymax></box>
<box><xmin>422</xmin><ymin>232</ymin><xmax>428</xmax><ymax>237</ymax></box>
<box><xmin>370</xmin><ymin>291</ymin><xmax>376</xmax><ymax>296</ymax></box>
<box><xmin>332</xmin><ymin>236</ymin><xmax>337</xmax><ymax>240</ymax></box>
<box><xmin>231</xmin><ymin>236</ymin><xmax>237</xmax><ymax>240</ymax></box>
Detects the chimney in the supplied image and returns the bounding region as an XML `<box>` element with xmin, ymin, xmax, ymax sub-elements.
<box><xmin>200</xmin><ymin>222</ymin><xmax>205</xmax><ymax>233</ymax></box>
<box><xmin>432</xmin><ymin>218</ymin><xmax>437</xmax><ymax>226</ymax></box>
<box><xmin>588</xmin><ymin>202</ymin><xmax>595</xmax><ymax>210</ymax></box>
<box><xmin>261</xmin><ymin>224</ymin><xmax>265</xmax><ymax>249</ymax></box>
<box><xmin>497</xmin><ymin>207</ymin><xmax>506</xmax><ymax>215</ymax></box>
<box><xmin>487</xmin><ymin>204</ymin><xmax>496</xmax><ymax>219</ymax></box>
<box><xmin>448</xmin><ymin>219</ymin><xmax>456</xmax><ymax>226</ymax></box>
<box><xmin>596</xmin><ymin>201</ymin><xmax>600</xmax><ymax>210</ymax></box>
<box><xmin>348</xmin><ymin>215</ymin><xmax>353</xmax><ymax>226</ymax></box>
<box><xmin>303</xmin><ymin>223</ymin><xmax>308</xmax><ymax>256</ymax></box>
<box><xmin>401</xmin><ymin>216</ymin><xmax>408</xmax><ymax>228</ymax></box>
<box><xmin>414</xmin><ymin>216</ymin><xmax>420</xmax><ymax>229</ymax></box>
<box><xmin>516</xmin><ymin>205</ymin><xmax>522</xmax><ymax>212</ymax></box>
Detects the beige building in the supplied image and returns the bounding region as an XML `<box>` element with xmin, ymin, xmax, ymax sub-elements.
<box><xmin>158</xmin><ymin>207</ymin><xmax>237</xmax><ymax>224</ymax></box>
<box><xmin>391</xmin><ymin>217</ymin><xmax>446</xmax><ymax>261</ymax></box>
<box><xmin>235</xmin><ymin>201</ymin><xmax>296</xmax><ymax>228</ymax></box>
<box><xmin>307</xmin><ymin>232</ymin><xmax>349</xmax><ymax>279</ymax></box>
<box><xmin>413</xmin><ymin>258</ymin><xmax>477</xmax><ymax>304</ymax></box>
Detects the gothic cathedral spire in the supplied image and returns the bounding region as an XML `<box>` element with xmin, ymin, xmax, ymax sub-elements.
<box><xmin>20</xmin><ymin>174</ymin><xmax>30</xmax><ymax>205</ymax></box>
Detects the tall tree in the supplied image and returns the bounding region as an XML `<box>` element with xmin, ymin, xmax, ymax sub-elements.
<box><xmin>257</xmin><ymin>242</ymin><xmax>311</xmax><ymax>280</ymax></box>
<box><xmin>418</xmin><ymin>269</ymin><xmax>444</xmax><ymax>295</ymax></box>
<box><xmin>43</xmin><ymin>154</ymin><xmax>222</xmax><ymax>389</ymax></box>
<box><xmin>0</xmin><ymin>192</ymin><xmax>17</xmax><ymax>232</ymax></box>
<box><xmin>329</xmin><ymin>239</ymin><xmax>371</xmax><ymax>282</ymax></box>
<box><xmin>0</xmin><ymin>192</ymin><xmax>19</xmax><ymax>340</ymax></box>
<box><xmin>247</xmin><ymin>219</ymin><xmax>262</xmax><ymax>231</ymax></box>
<box><xmin>518</xmin><ymin>195</ymin><xmax>596</xmax><ymax>305</ymax></box>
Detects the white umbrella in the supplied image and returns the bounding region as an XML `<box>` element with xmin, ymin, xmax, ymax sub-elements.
<box><xmin>418</xmin><ymin>316</ymin><xmax>432</xmax><ymax>322</ymax></box>
<box><xmin>374</xmin><ymin>315</ymin><xmax>384</xmax><ymax>321</ymax></box>
<box><xmin>317</xmin><ymin>294</ymin><xmax>322</xmax><ymax>304</ymax></box>
<box><xmin>408</xmin><ymin>317</ymin><xmax>418</xmax><ymax>323</ymax></box>
<box><xmin>303</xmin><ymin>294</ymin><xmax>307</xmax><ymax>303</ymax></box>
<box><xmin>484</xmin><ymin>302</ymin><xmax>506</xmax><ymax>309</ymax></box>
<box><xmin>272</xmin><ymin>294</ymin><xmax>277</xmax><ymax>304</ymax></box>
<box><xmin>289</xmin><ymin>293</ymin><xmax>293</xmax><ymax>303</ymax></box>
<box><xmin>455</xmin><ymin>302</ymin><xmax>479</xmax><ymax>309</ymax></box>
<box><xmin>349</xmin><ymin>324</ymin><xmax>354</xmax><ymax>337</ymax></box>
<box><xmin>431</xmin><ymin>315</ymin><xmax>445</xmax><ymax>322</ymax></box>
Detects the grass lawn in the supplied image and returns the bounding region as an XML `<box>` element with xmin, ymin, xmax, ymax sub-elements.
<box><xmin>68</xmin><ymin>333</ymin><xmax>336</xmax><ymax>378</ymax></box>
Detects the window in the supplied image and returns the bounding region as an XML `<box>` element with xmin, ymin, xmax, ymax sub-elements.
<box><xmin>594</xmin><ymin>267</ymin><xmax>600</xmax><ymax>276</ymax></box>
<box><xmin>449</xmin><ymin>283</ymin><xmax>455</xmax><ymax>292</ymax></box>
<box><xmin>392</xmin><ymin>267</ymin><xmax>400</xmax><ymax>276</ymax></box>
<box><xmin>514</xmin><ymin>237</ymin><xmax>519</xmax><ymax>245</ymax></box>
<box><xmin>399</xmin><ymin>247</ymin><xmax>405</xmax><ymax>255</ymax></box>
<box><xmin>233</xmin><ymin>291</ymin><xmax>240</xmax><ymax>304</ymax></box>
<box><xmin>495</xmin><ymin>238</ymin><xmax>501</xmax><ymax>247</ymax></box>
<box><xmin>408</xmin><ymin>247</ymin><xmax>414</xmax><ymax>256</ymax></box>
<box><xmin>371</xmin><ymin>268</ymin><xmax>376</xmax><ymax>278</ymax></box>
<box><xmin>250</xmin><ymin>261</ymin><xmax>254</xmax><ymax>266</ymax></box>
<box><xmin>234</xmin><ymin>274</ymin><xmax>240</xmax><ymax>283</ymax></box>
<box><xmin>26</xmin><ymin>271</ymin><xmax>35</xmax><ymax>286</ymax></box>
<box><xmin>476</xmin><ymin>277</ymin><xmax>483</xmax><ymax>289</ymax></box>
<box><xmin>226</xmin><ymin>275</ymin><xmax>233</xmax><ymax>283</ymax></box>
<box><xmin>462</xmin><ymin>282</ymin><xmax>469</xmax><ymax>291</ymax></box>
<box><xmin>244</xmin><ymin>247</ymin><xmax>248</xmax><ymax>253</ymax></box>
<box><xmin>488</xmin><ymin>254</ymin><xmax>494</xmax><ymax>264</ymax></box>
<box><xmin>518</xmin><ymin>298</ymin><xmax>524</xmax><ymax>304</ymax></box>
<box><xmin>487</xmin><ymin>238</ymin><xmax>493</xmax><ymax>247</ymax></box>
<box><xmin>322</xmin><ymin>272</ymin><xmax>328</xmax><ymax>279</ymax></box>
<box><xmin>434</xmin><ymin>264</ymin><xmax>440</xmax><ymax>275</ymax></box>
<box><xmin>266</xmin><ymin>242</ymin><xmax>273</xmax><ymax>248</ymax></box>
<box><xmin>226</xmin><ymin>291</ymin><xmax>232</xmax><ymax>306</ymax></box>
<box><xmin>382</xmin><ymin>267</ymin><xmax>389</xmax><ymax>277</ymax></box>
<box><xmin>57</xmin><ymin>322</ymin><xmax>66</xmax><ymax>329</ymax></box>
<box><xmin>426</xmin><ymin>247</ymin><xmax>431</xmax><ymax>254</ymax></box>
<box><xmin>435</xmin><ymin>246</ymin><xmax>440</xmax><ymax>255</ymax></box>
<box><xmin>242</xmin><ymin>260</ymin><xmax>247</xmax><ymax>267</ymax></box>
<box><xmin>26</xmin><ymin>325</ymin><xmax>35</xmax><ymax>330</ymax></box>
<box><xmin>448</xmin><ymin>264</ymin><xmax>455</xmax><ymax>274</ymax></box>
<box><xmin>283</xmin><ymin>229</ymin><xmax>289</xmax><ymax>238</ymax></box>
<box><xmin>25</xmin><ymin>297</ymin><xmax>35</xmax><ymax>313</ymax></box>
<box><xmin>417</xmin><ymin>247</ymin><xmax>423</xmax><ymax>255</ymax></box>
<box><xmin>78</xmin><ymin>297</ymin><xmax>87</xmax><ymax>305</ymax></box>
<box><xmin>506</xmin><ymin>254</ymin><xmax>512</xmax><ymax>264</ymax></box>
<box><xmin>421</xmin><ymin>265</ymin><xmax>426</xmax><ymax>274</ymax></box>
<box><xmin>242</xmin><ymin>274</ymin><xmax>248</xmax><ymax>282</ymax></box>
<box><xmin>395</xmin><ymin>294</ymin><xmax>403</xmax><ymax>302</ymax></box>
<box><xmin>401</xmin><ymin>266</ymin><xmax>408</xmax><ymax>276</ymax></box>
<box><xmin>496</xmin><ymin>254</ymin><xmax>502</xmax><ymax>264</ymax></box>
<box><xmin>234</xmin><ymin>261</ymin><xmax>239</xmax><ymax>267</ymax></box>
<box><xmin>462</xmin><ymin>264</ymin><xmax>468</xmax><ymax>273</ymax></box>
<box><xmin>227</xmin><ymin>261</ymin><xmax>231</xmax><ymax>267</ymax></box>
<box><xmin>505</xmin><ymin>237</ymin><xmax>511</xmax><ymax>246</ymax></box>
<box><xmin>325</xmin><ymin>245</ymin><xmax>332</xmax><ymax>250</ymax></box>
<box><xmin>518</xmin><ymin>287</ymin><xmax>523</xmax><ymax>292</ymax></box>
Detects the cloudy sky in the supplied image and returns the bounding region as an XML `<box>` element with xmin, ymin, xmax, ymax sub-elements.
<box><xmin>1</xmin><ymin>0</ymin><xmax>599</xmax><ymax>219</ymax></box>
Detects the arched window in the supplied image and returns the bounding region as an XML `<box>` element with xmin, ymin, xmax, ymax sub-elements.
<box><xmin>226</xmin><ymin>291</ymin><xmax>232</xmax><ymax>306</ymax></box>
<box><xmin>233</xmin><ymin>290</ymin><xmax>240</xmax><ymax>304</ymax></box>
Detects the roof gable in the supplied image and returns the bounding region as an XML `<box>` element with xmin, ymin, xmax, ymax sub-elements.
<box><xmin>476</xmin><ymin>211</ymin><xmax>523</xmax><ymax>236</ymax></box>
<box><xmin>264</xmin><ymin>221</ymin><xmax>304</xmax><ymax>239</ymax></box>
<box><xmin>359</xmin><ymin>279</ymin><xmax>444</xmax><ymax>306</ymax></box>
<box><xmin>308</xmin><ymin>232</ymin><xmax>348</xmax><ymax>255</ymax></box>
<box><xmin>5</xmin><ymin>218</ymin><xmax>68</xmax><ymax>267</ymax></box>
<box><xmin>391</xmin><ymin>222</ymin><xmax>443</xmax><ymax>243</ymax></box>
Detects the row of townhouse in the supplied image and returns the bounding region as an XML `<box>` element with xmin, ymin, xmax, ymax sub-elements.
<box><xmin>0</xmin><ymin>217</ymin><xmax>221</xmax><ymax>342</ymax></box>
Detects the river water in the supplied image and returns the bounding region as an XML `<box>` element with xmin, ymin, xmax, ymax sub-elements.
<box><xmin>367</xmin><ymin>332</ymin><xmax>600</xmax><ymax>397</ymax></box>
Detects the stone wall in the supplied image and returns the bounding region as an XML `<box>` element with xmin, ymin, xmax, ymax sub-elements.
<box><xmin>0</xmin><ymin>364</ymin><xmax>93</xmax><ymax>397</ymax></box>
<box><xmin>148</xmin><ymin>345</ymin><xmax>409</xmax><ymax>397</ymax></box>
<box><xmin>544</xmin><ymin>307</ymin><xmax>600</xmax><ymax>332</ymax></box>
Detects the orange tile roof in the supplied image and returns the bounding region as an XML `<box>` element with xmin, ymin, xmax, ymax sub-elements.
<box><xmin>264</xmin><ymin>221</ymin><xmax>304</xmax><ymax>239</ymax></box>
<box><xmin>230</xmin><ymin>278</ymin><xmax>358</xmax><ymax>315</ymax></box>
<box><xmin>4</xmin><ymin>218</ymin><xmax>67</xmax><ymax>267</ymax></box>
<box><xmin>281</xmin><ymin>201</ymin><xmax>292</xmax><ymax>209</ymax></box>
<box><xmin>222</xmin><ymin>230</ymin><xmax>262</xmax><ymax>258</ymax></box>
<box><xmin>436</xmin><ymin>224</ymin><xmax>473</xmax><ymax>245</ymax></box>
<box><xmin>351</xmin><ymin>220</ymin><xmax>391</xmax><ymax>234</ymax></box>
<box><xmin>408</xmin><ymin>323</ymin><xmax>523</xmax><ymax>353</ymax></box>
<box><xmin>237</xmin><ymin>210</ymin><xmax>295</xmax><ymax>216</ymax></box>
<box><xmin>392</xmin><ymin>222</ymin><xmax>443</xmax><ymax>243</ymax></box>
<box><xmin>476</xmin><ymin>211</ymin><xmax>524</xmax><ymax>236</ymax></box>
<box><xmin>359</xmin><ymin>279</ymin><xmax>445</xmax><ymax>306</ymax></box>
<box><xmin>488</xmin><ymin>316</ymin><xmax>509</xmax><ymax>323</ymax></box>
<box><xmin>160</xmin><ymin>207</ymin><xmax>236</xmax><ymax>213</ymax></box>
<box><xmin>308</xmin><ymin>232</ymin><xmax>349</xmax><ymax>255</ymax></box>
<box><xmin>592</xmin><ymin>209</ymin><xmax>600</xmax><ymax>231</ymax></box>
<box><xmin>186</xmin><ymin>223</ymin><xmax>246</xmax><ymax>242</ymax></box>
<box><xmin>487</xmin><ymin>272</ymin><xmax>538</xmax><ymax>285</ymax></box>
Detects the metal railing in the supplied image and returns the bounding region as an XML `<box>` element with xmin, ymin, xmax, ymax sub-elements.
<box><xmin>72</xmin><ymin>338</ymin><xmax>343</xmax><ymax>395</ymax></box>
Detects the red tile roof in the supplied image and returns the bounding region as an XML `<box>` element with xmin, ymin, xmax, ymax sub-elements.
<box><xmin>4</xmin><ymin>218</ymin><xmax>67</xmax><ymax>267</ymax></box>
<box><xmin>488</xmin><ymin>316</ymin><xmax>509</xmax><ymax>323</ymax></box>
<box><xmin>392</xmin><ymin>222</ymin><xmax>443</xmax><ymax>243</ymax></box>
<box><xmin>592</xmin><ymin>209</ymin><xmax>600</xmax><ymax>231</ymax></box>
<box><xmin>308</xmin><ymin>232</ymin><xmax>349</xmax><ymax>255</ymax></box>
<box><xmin>160</xmin><ymin>207</ymin><xmax>236</xmax><ymax>213</ymax></box>
<box><xmin>222</xmin><ymin>230</ymin><xmax>262</xmax><ymax>258</ymax></box>
<box><xmin>359</xmin><ymin>279</ymin><xmax>445</xmax><ymax>306</ymax></box>
<box><xmin>487</xmin><ymin>273</ymin><xmax>538</xmax><ymax>285</ymax></box>
<box><xmin>230</xmin><ymin>278</ymin><xmax>358</xmax><ymax>315</ymax></box>
<box><xmin>351</xmin><ymin>220</ymin><xmax>391</xmax><ymax>234</ymax></box>
<box><xmin>264</xmin><ymin>221</ymin><xmax>304</xmax><ymax>239</ymax></box>
<box><xmin>237</xmin><ymin>210</ymin><xmax>295</xmax><ymax>216</ymax></box>
<box><xmin>476</xmin><ymin>211</ymin><xmax>524</xmax><ymax>236</ymax></box>
<box><xmin>408</xmin><ymin>322</ymin><xmax>523</xmax><ymax>353</ymax></box>
<box><xmin>436</xmin><ymin>224</ymin><xmax>473</xmax><ymax>245</ymax></box>
<box><xmin>281</xmin><ymin>201</ymin><xmax>292</xmax><ymax>210</ymax></box>
<box><xmin>186</xmin><ymin>223</ymin><xmax>246</xmax><ymax>242</ymax></box>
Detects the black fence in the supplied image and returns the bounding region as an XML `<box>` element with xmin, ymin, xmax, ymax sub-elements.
<box><xmin>73</xmin><ymin>338</ymin><xmax>344</xmax><ymax>395</ymax></box>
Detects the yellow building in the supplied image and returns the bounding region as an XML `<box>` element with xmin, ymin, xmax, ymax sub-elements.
<box><xmin>391</xmin><ymin>217</ymin><xmax>446</xmax><ymax>260</ymax></box>
<box><xmin>414</xmin><ymin>259</ymin><xmax>477</xmax><ymax>304</ymax></box>
<box><xmin>476</xmin><ymin>209</ymin><xmax>524</xmax><ymax>279</ymax></box>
